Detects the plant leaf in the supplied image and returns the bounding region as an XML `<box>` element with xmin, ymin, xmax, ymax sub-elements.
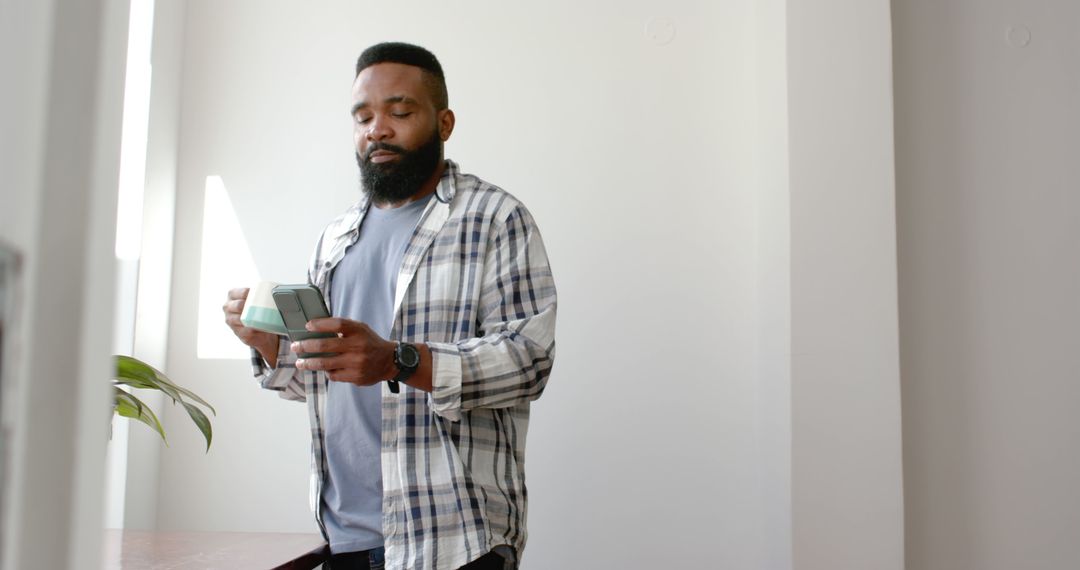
<box><xmin>112</xmin><ymin>355</ymin><xmax>216</xmax><ymax>450</ymax></box>
<box><xmin>113</xmin><ymin>355</ymin><xmax>217</xmax><ymax>416</ymax></box>
<box><xmin>182</xmin><ymin>401</ymin><xmax>213</xmax><ymax>452</ymax></box>
<box><xmin>113</xmin><ymin>387</ymin><xmax>167</xmax><ymax>444</ymax></box>
<box><xmin>171</xmin><ymin>384</ymin><xmax>217</xmax><ymax>416</ymax></box>
<box><xmin>114</xmin><ymin>355</ymin><xmax>184</xmax><ymax>404</ymax></box>
<box><xmin>113</xmin><ymin>386</ymin><xmax>145</xmax><ymax>417</ymax></box>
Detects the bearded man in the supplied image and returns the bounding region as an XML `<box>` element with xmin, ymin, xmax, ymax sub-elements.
<box><xmin>223</xmin><ymin>42</ymin><xmax>557</xmax><ymax>570</ymax></box>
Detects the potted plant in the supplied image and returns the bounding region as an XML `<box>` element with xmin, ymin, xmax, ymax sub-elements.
<box><xmin>111</xmin><ymin>355</ymin><xmax>216</xmax><ymax>451</ymax></box>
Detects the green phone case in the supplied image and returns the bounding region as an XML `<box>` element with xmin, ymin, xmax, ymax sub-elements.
<box><xmin>271</xmin><ymin>284</ymin><xmax>337</xmax><ymax>358</ymax></box>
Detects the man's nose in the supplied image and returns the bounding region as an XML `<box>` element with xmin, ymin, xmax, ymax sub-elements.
<box><xmin>366</xmin><ymin>116</ymin><xmax>393</xmax><ymax>141</ymax></box>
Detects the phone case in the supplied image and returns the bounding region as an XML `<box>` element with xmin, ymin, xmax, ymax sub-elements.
<box><xmin>271</xmin><ymin>284</ymin><xmax>337</xmax><ymax>358</ymax></box>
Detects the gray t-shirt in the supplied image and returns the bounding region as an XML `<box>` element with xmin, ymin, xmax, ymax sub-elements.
<box><xmin>322</xmin><ymin>195</ymin><xmax>431</xmax><ymax>554</ymax></box>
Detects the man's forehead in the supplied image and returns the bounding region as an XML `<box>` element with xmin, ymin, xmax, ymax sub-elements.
<box><xmin>352</xmin><ymin>62</ymin><xmax>428</xmax><ymax>97</ymax></box>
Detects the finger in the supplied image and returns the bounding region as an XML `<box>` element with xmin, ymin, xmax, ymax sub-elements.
<box><xmin>292</xmin><ymin>338</ymin><xmax>339</xmax><ymax>355</ymax></box>
<box><xmin>222</xmin><ymin>299</ymin><xmax>245</xmax><ymax>314</ymax></box>
<box><xmin>295</xmin><ymin>355</ymin><xmax>345</xmax><ymax>371</ymax></box>
<box><xmin>227</xmin><ymin>287</ymin><xmax>250</xmax><ymax>300</ymax></box>
<box><xmin>305</xmin><ymin>317</ymin><xmax>364</xmax><ymax>334</ymax></box>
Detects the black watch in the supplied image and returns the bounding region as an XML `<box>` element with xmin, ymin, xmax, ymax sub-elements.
<box><xmin>392</xmin><ymin>342</ymin><xmax>421</xmax><ymax>385</ymax></box>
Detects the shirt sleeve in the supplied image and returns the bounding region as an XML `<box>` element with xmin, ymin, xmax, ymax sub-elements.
<box><xmin>427</xmin><ymin>204</ymin><xmax>557</xmax><ymax>421</ymax></box>
<box><xmin>250</xmin><ymin>338</ymin><xmax>306</xmax><ymax>402</ymax></box>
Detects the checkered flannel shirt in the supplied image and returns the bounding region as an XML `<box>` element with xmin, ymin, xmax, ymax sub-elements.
<box><xmin>251</xmin><ymin>160</ymin><xmax>557</xmax><ymax>570</ymax></box>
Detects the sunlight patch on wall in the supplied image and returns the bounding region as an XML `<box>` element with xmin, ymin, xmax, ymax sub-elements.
<box><xmin>196</xmin><ymin>175</ymin><xmax>260</xmax><ymax>359</ymax></box>
<box><xmin>113</xmin><ymin>0</ymin><xmax>154</xmax><ymax>262</ymax></box>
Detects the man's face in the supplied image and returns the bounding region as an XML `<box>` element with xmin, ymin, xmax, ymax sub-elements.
<box><xmin>351</xmin><ymin>62</ymin><xmax>451</xmax><ymax>204</ymax></box>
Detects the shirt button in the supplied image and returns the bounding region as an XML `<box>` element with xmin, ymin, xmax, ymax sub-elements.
<box><xmin>323</xmin><ymin>261</ymin><xmax>331</xmax><ymax>268</ymax></box>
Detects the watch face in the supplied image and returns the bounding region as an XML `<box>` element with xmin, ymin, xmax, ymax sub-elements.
<box><xmin>398</xmin><ymin>343</ymin><xmax>420</xmax><ymax>368</ymax></box>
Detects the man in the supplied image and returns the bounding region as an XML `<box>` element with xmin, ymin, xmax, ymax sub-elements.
<box><xmin>223</xmin><ymin>43</ymin><xmax>556</xmax><ymax>570</ymax></box>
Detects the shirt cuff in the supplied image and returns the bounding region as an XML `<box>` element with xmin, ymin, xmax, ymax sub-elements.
<box><xmin>258</xmin><ymin>338</ymin><xmax>296</xmax><ymax>391</ymax></box>
<box><xmin>428</xmin><ymin>342</ymin><xmax>463</xmax><ymax>422</ymax></box>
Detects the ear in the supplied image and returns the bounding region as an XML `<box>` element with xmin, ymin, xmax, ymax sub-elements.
<box><xmin>437</xmin><ymin>109</ymin><xmax>456</xmax><ymax>141</ymax></box>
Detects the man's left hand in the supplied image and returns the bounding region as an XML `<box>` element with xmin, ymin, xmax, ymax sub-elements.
<box><xmin>292</xmin><ymin>318</ymin><xmax>397</xmax><ymax>386</ymax></box>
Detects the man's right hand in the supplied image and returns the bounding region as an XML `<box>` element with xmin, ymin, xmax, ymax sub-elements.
<box><xmin>223</xmin><ymin>287</ymin><xmax>281</xmax><ymax>368</ymax></box>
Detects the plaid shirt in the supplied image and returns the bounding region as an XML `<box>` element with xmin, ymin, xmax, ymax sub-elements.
<box><xmin>252</xmin><ymin>160</ymin><xmax>557</xmax><ymax>570</ymax></box>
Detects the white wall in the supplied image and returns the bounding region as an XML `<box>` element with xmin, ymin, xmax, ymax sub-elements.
<box><xmin>0</xmin><ymin>0</ymin><xmax>129</xmax><ymax>568</ymax></box>
<box><xmin>894</xmin><ymin>1</ymin><xmax>1080</xmax><ymax>569</ymax></box>
<box><xmin>0</xmin><ymin>0</ymin><xmax>918</xmax><ymax>567</ymax></box>
<box><xmin>122</xmin><ymin>1</ymin><xmax>917</xmax><ymax>568</ymax></box>
<box><xmin>754</xmin><ymin>0</ymin><xmax>793</xmax><ymax>568</ymax></box>
<box><xmin>787</xmin><ymin>1</ymin><xmax>905</xmax><ymax>569</ymax></box>
<box><xmin>118</xmin><ymin>0</ymin><xmax>187</xmax><ymax>531</ymax></box>
<box><xmin>154</xmin><ymin>0</ymin><xmax>769</xmax><ymax>568</ymax></box>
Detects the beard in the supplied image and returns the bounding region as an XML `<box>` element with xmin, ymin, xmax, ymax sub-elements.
<box><xmin>357</xmin><ymin>128</ymin><xmax>443</xmax><ymax>204</ymax></box>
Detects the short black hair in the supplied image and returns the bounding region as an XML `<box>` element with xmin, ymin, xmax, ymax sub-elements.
<box><xmin>355</xmin><ymin>42</ymin><xmax>448</xmax><ymax>110</ymax></box>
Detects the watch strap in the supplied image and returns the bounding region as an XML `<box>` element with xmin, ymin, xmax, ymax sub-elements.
<box><xmin>391</xmin><ymin>342</ymin><xmax>420</xmax><ymax>388</ymax></box>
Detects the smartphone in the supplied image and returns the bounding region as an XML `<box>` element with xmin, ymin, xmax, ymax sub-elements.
<box><xmin>271</xmin><ymin>284</ymin><xmax>337</xmax><ymax>359</ymax></box>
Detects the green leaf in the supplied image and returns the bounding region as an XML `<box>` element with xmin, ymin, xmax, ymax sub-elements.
<box><xmin>114</xmin><ymin>356</ymin><xmax>183</xmax><ymax>404</ymax></box>
<box><xmin>112</xmin><ymin>355</ymin><xmax>216</xmax><ymax>450</ymax></box>
<box><xmin>113</xmin><ymin>387</ymin><xmax>167</xmax><ymax>444</ymax></box>
<box><xmin>182</xmin><ymin>401</ymin><xmax>213</xmax><ymax>453</ymax></box>
<box><xmin>113</xmin><ymin>355</ymin><xmax>217</xmax><ymax>416</ymax></box>
<box><xmin>171</xmin><ymin>384</ymin><xmax>217</xmax><ymax>416</ymax></box>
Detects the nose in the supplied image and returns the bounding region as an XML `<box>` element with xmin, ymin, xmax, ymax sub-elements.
<box><xmin>365</xmin><ymin>115</ymin><xmax>393</xmax><ymax>142</ymax></box>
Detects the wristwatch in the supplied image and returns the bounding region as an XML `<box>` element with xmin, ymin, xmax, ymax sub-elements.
<box><xmin>387</xmin><ymin>342</ymin><xmax>420</xmax><ymax>393</ymax></box>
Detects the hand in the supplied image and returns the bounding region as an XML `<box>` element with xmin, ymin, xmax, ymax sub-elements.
<box><xmin>223</xmin><ymin>287</ymin><xmax>281</xmax><ymax>367</ymax></box>
<box><xmin>293</xmin><ymin>318</ymin><xmax>397</xmax><ymax>386</ymax></box>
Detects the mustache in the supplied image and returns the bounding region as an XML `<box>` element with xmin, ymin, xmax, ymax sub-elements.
<box><xmin>362</xmin><ymin>142</ymin><xmax>408</xmax><ymax>161</ymax></box>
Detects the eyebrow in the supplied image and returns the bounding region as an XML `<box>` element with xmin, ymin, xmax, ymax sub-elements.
<box><xmin>351</xmin><ymin>95</ymin><xmax>420</xmax><ymax>116</ymax></box>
